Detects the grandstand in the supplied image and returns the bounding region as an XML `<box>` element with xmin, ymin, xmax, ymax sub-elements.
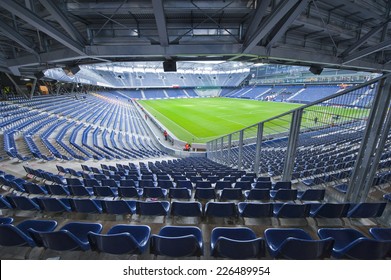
<box><xmin>0</xmin><ymin>0</ymin><xmax>391</xmax><ymax>268</ymax></box>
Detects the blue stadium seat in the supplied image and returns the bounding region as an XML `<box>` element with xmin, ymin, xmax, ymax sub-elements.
<box><xmin>171</xmin><ymin>201</ymin><xmax>203</xmax><ymax>217</ymax></box>
<box><xmin>103</xmin><ymin>200</ymin><xmax>136</xmax><ymax>215</ymax></box>
<box><xmin>136</xmin><ymin>201</ymin><xmax>170</xmax><ymax>216</ymax></box>
<box><xmin>0</xmin><ymin>219</ymin><xmax>57</xmax><ymax>248</ymax></box>
<box><xmin>37</xmin><ymin>197</ymin><xmax>72</xmax><ymax>213</ymax></box>
<box><xmin>265</xmin><ymin>228</ymin><xmax>334</xmax><ymax>259</ymax></box>
<box><xmin>297</xmin><ymin>189</ymin><xmax>325</xmax><ymax>201</ymax></box>
<box><xmin>205</xmin><ymin>202</ymin><xmax>237</xmax><ymax>218</ymax></box>
<box><xmin>238</xmin><ymin>202</ymin><xmax>273</xmax><ymax>218</ymax></box>
<box><xmin>88</xmin><ymin>224</ymin><xmax>150</xmax><ymax>255</ymax></box>
<box><xmin>71</xmin><ymin>198</ymin><xmax>103</xmax><ymax>214</ymax></box>
<box><xmin>150</xmin><ymin>226</ymin><xmax>203</xmax><ymax>258</ymax></box>
<box><xmin>0</xmin><ymin>217</ymin><xmax>13</xmax><ymax>225</ymax></box>
<box><xmin>32</xmin><ymin>222</ymin><xmax>102</xmax><ymax>252</ymax></box>
<box><xmin>118</xmin><ymin>186</ymin><xmax>143</xmax><ymax>198</ymax></box>
<box><xmin>169</xmin><ymin>188</ymin><xmax>191</xmax><ymax>200</ymax></box>
<box><xmin>318</xmin><ymin>228</ymin><xmax>391</xmax><ymax>259</ymax></box>
<box><xmin>210</xmin><ymin>227</ymin><xmax>265</xmax><ymax>259</ymax></box>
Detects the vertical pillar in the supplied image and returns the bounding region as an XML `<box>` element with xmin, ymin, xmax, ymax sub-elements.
<box><xmin>29</xmin><ymin>77</ymin><xmax>37</xmax><ymax>99</ymax></box>
<box><xmin>220</xmin><ymin>137</ymin><xmax>224</xmax><ymax>163</ymax></box>
<box><xmin>238</xmin><ymin>130</ymin><xmax>244</xmax><ymax>171</ymax></box>
<box><xmin>254</xmin><ymin>122</ymin><xmax>264</xmax><ymax>175</ymax></box>
<box><xmin>56</xmin><ymin>83</ymin><xmax>61</xmax><ymax>95</ymax></box>
<box><xmin>227</xmin><ymin>134</ymin><xmax>232</xmax><ymax>167</ymax></box>
<box><xmin>282</xmin><ymin>109</ymin><xmax>303</xmax><ymax>181</ymax></box>
<box><xmin>347</xmin><ymin>77</ymin><xmax>391</xmax><ymax>202</ymax></box>
<box><xmin>70</xmin><ymin>83</ymin><xmax>76</xmax><ymax>95</ymax></box>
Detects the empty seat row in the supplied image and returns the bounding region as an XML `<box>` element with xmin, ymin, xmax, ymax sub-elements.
<box><xmin>0</xmin><ymin>220</ymin><xmax>390</xmax><ymax>259</ymax></box>
<box><xmin>1</xmin><ymin>196</ymin><xmax>386</xmax><ymax>220</ymax></box>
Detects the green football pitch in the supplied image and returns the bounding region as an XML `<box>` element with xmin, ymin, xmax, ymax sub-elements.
<box><xmin>139</xmin><ymin>98</ymin><xmax>302</xmax><ymax>143</ymax></box>
<box><xmin>139</xmin><ymin>98</ymin><xmax>367</xmax><ymax>143</ymax></box>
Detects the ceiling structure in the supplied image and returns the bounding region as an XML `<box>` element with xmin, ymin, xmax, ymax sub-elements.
<box><xmin>0</xmin><ymin>0</ymin><xmax>391</xmax><ymax>78</ymax></box>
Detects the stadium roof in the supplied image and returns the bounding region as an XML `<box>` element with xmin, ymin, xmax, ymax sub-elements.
<box><xmin>1</xmin><ymin>0</ymin><xmax>391</xmax><ymax>77</ymax></box>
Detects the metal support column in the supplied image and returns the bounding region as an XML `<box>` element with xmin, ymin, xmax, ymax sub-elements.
<box><xmin>253</xmin><ymin>122</ymin><xmax>264</xmax><ymax>175</ymax></box>
<box><xmin>227</xmin><ymin>134</ymin><xmax>232</xmax><ymax>167</ymax></box>
<box><xmin>220</xmin><ymin>137</ymin><xmax>224</xmax><ymax>162</ymax></box>
<box><xmin>282</xmin><ymin>109</ymin><xmax>303</xmax><ymax>181</ymax></box>
<box><xmin>29</xmin><ymin>77</ymin><xmax>37</xmax><ymax>99</ymax></box>
<box><xmin>346</xmin><ymin>77</ymin><xmax>391</xmax><ymax>202</ymax></box>
<box><xmin>238</xmin><ymin>130</ymin><xmax>244</xmax><ymax>171</ymax></box>
<box><xmin>70</xmin><ymin>83</ymin><xmax>76</xmax><ymax>95</ymax></box>
<box><xmin>56</xmin><ymin>83</ymin><xmax>61</xmax><ymax>95</ymax></box>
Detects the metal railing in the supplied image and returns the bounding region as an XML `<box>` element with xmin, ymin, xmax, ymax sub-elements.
<box><xmin>207</xmin><ymin>74</ymin><xmax>391</xmax><ymax>207</ymax></box>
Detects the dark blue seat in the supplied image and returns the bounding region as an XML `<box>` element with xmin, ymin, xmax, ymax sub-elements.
<box><xmin>238</xmin><ymin>202</ymin><xmax>273</xmax><ymax>218</ymax></box>
<box><xmin>0</xmin><ymin>219</ymin><xmax>57</xmax><ymax>248</ymax></box>
<box><xmin>7</xmin><ymin>196</ymin><xmax>41</xmax><ymax>211</ymax></box>
<box><xmin>257</xmin><ymin>176</ymin><xmax>271</xmax><ymax>182</ymax></box>
<box><xmin>139</xmin><ymin>179</ymin><xmax>155</xmax><ymax>188</ymax></box>
<box><xmin>0</xmin><ymin>217</ymin><xmax>13</xmax><ymax>224</ymax></box>
<box><xmin>369</xmin><ymin>227</ymin><xmax>391</xmax><ymax>241</ymax></box>
<box><xmin>118</xmin><ymin>186</ymin><xmax>143</xmax><ymax>198</ymax></box>
<box><xmin>143</xmin><ymin>187</ymin><xmax>168</xmax><ymax>199</ymax></box>
<box><xmin>32</xmin><ymin>222</ymin><xmax>102</xmax><ymax>251</ymax></box>
<box><xmin>244</xmin><ymin>189</ymin><xmax>270</xmax><ymax>200</ymax></box>
<box><xmin>265</xmin><ymin>228</ymin><xmax>334</xmax><ymax>259</ymax></box>
<box><xmin>195</xmin><ymin>181</ymin><xmax>212</xmax><ymax>188</ymax></box>
<box><xmin>103</xmin><ymin>200</ymin><xmax>136</xmax><ymax>215</ymax></box>
<box><xmin>101</xmin><ymin>179</ymin><xmax>119</xmax><ymax>188</ymax></box>
<box><xmin>273</xmin><ymin>203</ymin><xmax>311</xmax><ymax>218</ymax></box>
<box><xmin>309</xmin><ymin>203</ymin><xmax>350</xmax><ymax>218</ymax></box>
<box><xmin>37</xmin><ymin>197</ymin><xmax>72</xmax><ymax>213</ymax></box>
<box><xmin>234</xmin><ymin>181</ymin><xmax>252</xmax><ymax>190</ymax></box>
<box><xmin>205</xmin><ymin>202</ymin><xmax>237</xmax><ymax>218</ymax></box>
<box><xmin>0</xmin><ymin>195</ymin><xmax>12</xmax><ymax>209</ymax></box>
<box><xmin>92</xmin><ymin>186</ymin><xmax>118</xmax><ymax>197</ymax></box>
<box><xmin>88</xmin><ymin>224</ymin><xmax>150</xmax><ymax>255</ymax></box>
<box><xmin>176</xmin><ymin>180</ymin><xmax>193</xmax><ymax>189</ymax></box>
<box><xmin>46</xmin><ymin>184</ymin><xmax>70</xmax><ymax>196</ymax></box>
<box><xmin>270</xmin><ymin>189</ymin><xmax>297</xmax><ymax>201</ymax></box>
<box><xmin>215</xmin><ymin>181</ymin><xmax>232</xmax><ymax>190</ymax></box>
<box><xmin>171</xmin><ymin>201</ymin><xmax>203</xmax><ymax>217</ymax></box>
<box><xmin>23</xmin><ymin>183</ymin><xmax>48</xmax><ymax>195</ymax></box>
<box><xmin>383</xmin><ymin>193</ymin><xmax>391</xmax><ymax>202</ymax></box>
<box><xmin>68</xmin><ymin>185</ymin><xmax>94</xmax><ymax>196</ymax></box>
<box><xmin>194</xmin><ymin>188</ymin><xmax>216</xmax><ymax>200</ymax></box>
<box><xmin>219</xmin><ymin>188</ymin><xmax>243</xmax><ymax>201</ymax></box>
<box><xmin>211</xmin><ymin>227</ymin><xmax>265</xmax><ymax>259</ymax></box>
<box><xmin>272</xmin><ymin>181</ymin><xmax>291</xmax><ymax>190</ymax></box>
<box><xmin>169</xmin><ymin>188</ymin><xmax>191</xmax><ymax>199</ymax></box>
<box><xmin>347</xmin><ymin>202</ymin><xmax>386</xmax><ymax>218</ymax></box>
<box><xmin>137</xmin><ymin>201</ymin><xmax>170</xmax><ymax>216</ymax></box>
<box><xmin>297</xmin><ymin>189</ymin><xmax>325</xmax><ymax>201</ymax></box>
<box><xmin>318</xmin><ymin>228</ymin><xmax>391</xmax><ymax>259</ymax></box>
<box><xmin>252</xmin><ymin>181</ymin><xmax>272</xmax><ymax>189</ymax></box>
<box><xmin>67</xmin><ymin>178</ymin><xmax>85</xmax><ymax>186</ymax></box>
<box><xmin>150</xmin><ymin>226</ymin><xmax>203</xmax><ymax>257</ymax></box>
<box><xmin>119</xmin><ymin>179</ymin><xmax>136</xmax><ymax>187</ymax></box>
<box><xmin>71</xmin><ymin>199</ymin><xmax>103</xmax><ymax>214</ymax></box>
<box><xmin>157</xmin><ymin>180</ymin><xmax>174</xmax><ymax>189</ymax></box>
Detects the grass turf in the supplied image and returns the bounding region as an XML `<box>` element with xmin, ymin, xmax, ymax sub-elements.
<box><xmin>139</xmin><ymin>98</ymin><xmax>368</xmax><ymax>143</ymax></box>
<box><xmin>139</xmin><ymin>98</ymin><xmax>302</xmax><ymax>143</ymax></box>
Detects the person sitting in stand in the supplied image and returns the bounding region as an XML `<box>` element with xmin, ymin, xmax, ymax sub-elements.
<box><xmin>184</xmin><ymin>143</ymin><xmax>190</xmax><ymax>151</ymax></box>
<box><xmin>163</xmin><ymin>130</ymin><xmax>168</xmax><ymax>141</ymax></box>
